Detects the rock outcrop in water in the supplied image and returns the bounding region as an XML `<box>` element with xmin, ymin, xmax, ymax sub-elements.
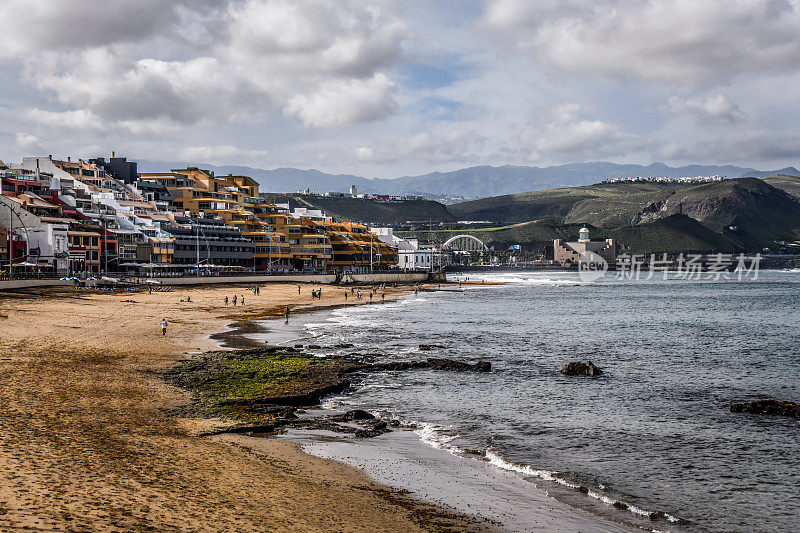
<box><xmin>163</xmin><ymin>348</ymin><xmax>491</xmax><ymax>437</ymax></box>
<box><xmin>363</xmin><ymin>358</ymin><xmax>490</xmax><ymax>373</ymax></box>
<box><xmin>730</xmin><ymin>399</ymin><xmax>800</xmax><ymax>418</ymax></box>
<box><xmin>560</xmin><ymin>361</ymin><xmax>603</xmax><ymax>376</ymax></box>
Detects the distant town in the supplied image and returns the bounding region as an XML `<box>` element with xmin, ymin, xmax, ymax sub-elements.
<box><xmin>296</xmin><ymin>185</ymin><xmax>425</xmax><ymax>203</ymax></box>
<box><xmin>602</xmin><ymin>175</ymin><xmax>725</xmax><ymax>184</ymax></box>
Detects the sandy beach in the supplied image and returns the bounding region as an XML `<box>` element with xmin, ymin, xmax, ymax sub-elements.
<box><xmin>0</xmin><ymin>282</ymin><xmax>490</xmax><ymax>532</ymax></box>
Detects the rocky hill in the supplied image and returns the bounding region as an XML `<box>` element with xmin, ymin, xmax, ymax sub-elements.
<box><xmin>443</xmin><ymin>177</ymin><xmax>800</xmax><ymax>253</ymax></box>
<box><xmin>760</xmin><ymin>174</ymin><xmax>800</xmax><ymax>198</ymax></box>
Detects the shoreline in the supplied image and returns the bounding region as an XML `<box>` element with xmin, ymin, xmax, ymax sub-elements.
<box><xmin>228</xmin><ymin>290</ymin><xmax>642</xmax><ymax>532</ymax></box>
<box><xmin>0</xmin><ymin>281</ymin><xmax>495</xmax><ymax>532</ymax></box>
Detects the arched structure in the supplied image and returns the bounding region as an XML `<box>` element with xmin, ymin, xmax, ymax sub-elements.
<box><xmin>442</xmin><ymin>234</ymin><xmax>488</xmax><ymax>252</ymax></box>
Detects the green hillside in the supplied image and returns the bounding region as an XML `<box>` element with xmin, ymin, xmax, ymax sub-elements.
<box><xmin>449</xmin><ymin>182</ymin><xmax>691</xmax><ymax>224</ymax></box>
<box><xmin>654</xmin><ymin>178</ymin><xmax>800</xmax><ymax>248</ymax></box>
<box><xmin>607</xmin><ymin>214</ymin><xmax>739</xmax><ymax>254</ymax></box>
<box><xmin>260</xmin><ymin>193</ymin><xmax>455</xmax><ymax>224</ymax></box>
<box><xmin>443</xmin><ymin>177</ymin><xmax>800</xmax><ymax>254</ymax></box>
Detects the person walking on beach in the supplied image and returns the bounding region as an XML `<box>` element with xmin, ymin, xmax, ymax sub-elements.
<box><xmin>284</xmin><ymin>306</ymin><xmax>290</xmax><ymax>323</ymax></box>
<box><xmin>224</xmin><ymin>296</ymin><xmax>228</xmax><ymax>306</ymax></box>
<box><xmin>298</xmin><ymin>285</ymin><xmax>301</xmax><ymax>295</ymax></box>
<box><xmin>344</xmin><ymin>291</ymin><xmax>348</xmax><ymax>300</ymax></box>
<box><xmin>241</xmin><ymin>294</ymin><xmax>245</xmax><ymax>305</ymax></box>
<box><xmin>381</xmin><ymin>292</ymin><xmax>385</xmax><ymax>302</ymax></box>
<box><xmin>161</xmin><ymin>318</ymin><xmax>167</xmax><ymax>336</ymax></box>
<box><xmin>233</xmin><ymin>294</ymin><xmax>237</xmax><ymax>306</ymax></box>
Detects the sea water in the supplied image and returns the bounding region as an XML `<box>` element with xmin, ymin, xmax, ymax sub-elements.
<box><xmin>292</xmin><ymin>271</ymin><xmax>800</xmax><ymax>532</ymax></box>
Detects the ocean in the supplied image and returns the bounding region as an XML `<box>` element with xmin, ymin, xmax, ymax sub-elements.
<box><xmin>276</xmin><ymin>270</ymin><xmax>800</xmax><ymax>532</ymax></box>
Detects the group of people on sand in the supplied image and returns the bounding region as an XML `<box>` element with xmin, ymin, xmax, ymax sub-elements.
<box><xmin>160</xmin><ymin>281</ymin><xmax>420</xmax><ymax>335</ymax></box>
<box><xmin>223</xmin><ymin>294</ymin><xmax>247</xmax><ymax>306</ymax></box>
<box><xmin>347</xmin><ymin>286</ymin><xmax>385</xmax><ymax>302</ymax></box>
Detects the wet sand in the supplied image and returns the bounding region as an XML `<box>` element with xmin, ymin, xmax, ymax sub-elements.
<box><xmin>0</xmin><ymin>282</ymin><xmax>489</xmax><ymax>531</ymax></box>
<box><xmin>279</xmin><ymin>427</ymin><xmax>635</xmax><ymax>533</ymax></box>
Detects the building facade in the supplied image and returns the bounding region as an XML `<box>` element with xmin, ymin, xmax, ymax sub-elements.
<box><xmin>554</xmin><ymin>227</ymin><xmax>616</xmax><ymax>265</ymax></box>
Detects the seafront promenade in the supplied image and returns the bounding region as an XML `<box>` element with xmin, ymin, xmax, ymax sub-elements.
<box><xmin>0</xmin><ymin>271</ymin><xmax>443</xmax><ymax>290</ymax></box>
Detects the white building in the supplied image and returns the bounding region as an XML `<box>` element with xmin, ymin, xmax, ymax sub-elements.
<box><xmin>0</xmin><ymin>194</ymin><xmax>69</xmax><ymax>272</ymax></box>
<box><xmin>370</xmin><ymin>227</ymin><xmax>447</xmax><ymax>270</ymax></box>
<box><xmin>553</xmin><ymin>227</ymin><xmax>616</xmax><ymax>265</ymax></box>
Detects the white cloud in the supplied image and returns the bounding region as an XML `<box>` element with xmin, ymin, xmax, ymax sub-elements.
<box><xmin>657</xmin><ymin>129</ymin><xmax>800</xmax><ymax>164</ymax></box>
<box><xmin>520</xmin><ymin>103</ymin><xmax>647</xmax><ymax>160</ymax></box>
<box><xmin>482</xmin><ymin>0</ymin><xmax>800</xmax><ymax>83</ymax></box>
<box><xmin>285</xmin><ymin>73</ymin><xmax>397</xmax><ymax>127</ymax></box>
<box><xmin>10</xmin><ymin>0</ymin><xmax>404</xmax><ymax>131</ymax></box>
<box><xmin>354</xmin><ymin>130</ymin><xmax>486</xmax><ymax>165</ymax></box>
<box><xmin>665</xmin><ymin>95</ymin><xmax>746</xmax><ymax>125</ymax></box>
<box><xmin>14</xmin><ymin>133</ymin><xmax>44</xmax><ymax>151</ymax></box>
<box><xmin>0</xmin><ymin>0</ymin><xmax>180</xmax><ymax>60</ymax></box>
<box><xmin>178</xmin><ymin>145</ymin><xmax>271</xmax><ymax>165</ymax></box>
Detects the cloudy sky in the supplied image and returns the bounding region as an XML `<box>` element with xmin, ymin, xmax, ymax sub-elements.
<box><xmin>1</xmin><ymin>0</ymin><xmax>799</xmax><ymax>177</ymax></box>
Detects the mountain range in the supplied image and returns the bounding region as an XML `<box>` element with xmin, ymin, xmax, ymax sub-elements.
<box><xmin>137</xmin><ymin>160</ymin><xmax>800</xmax><ymax>200</ymax></box>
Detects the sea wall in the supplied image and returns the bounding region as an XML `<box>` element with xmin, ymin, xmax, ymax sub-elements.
<box><xmin>0</xmin><ymin>279</ymin><xmax>74</xmax><ymax>290</ymax></box>
<box><xmin>0</xmin><ymin>272</ymin><xmax>443</xmax><ymax>291</ymax></box>
<box><xmin>150</xmin><ymin>272</ymin><xmax>440</xmax><ymax>286</ymax></box>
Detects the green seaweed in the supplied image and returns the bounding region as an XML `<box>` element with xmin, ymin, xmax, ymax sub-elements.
<box><xmin>162</xmin><ymin>348</ymin><xmax>321</xmax><ymax>426</ymax></box>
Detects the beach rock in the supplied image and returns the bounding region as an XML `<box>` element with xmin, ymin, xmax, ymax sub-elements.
<box><xmin>560</xmin><ymin>361</ymin><xmax>603</xmax><ymax>376</ymax></box>
<box><xmin>293</xmin><ymin>344</ymin><xmax>303</xmax><ymax>348</ymax></box>
<box><xmin>260</xmin><ymin>379</ymin><xmax>351</xmax><ymax>407</ymax></box>
<box><xmin>426</xmin><ymin>358</ymin><xmax>472</xmax><ymax>371</ymax></box>
<box><xmin>730</xmin><ymin>399</ymin><xmax>800</xmax><ymax>418</ymax></box>
<box><xmin>418</xmin><ymin>344</ymin><xmax>446</xmax><ymax>351</ymax></box>
<box><xmin>354</xmin><ymin>420</ymin><xmax>389</xmax><ymax>438</ymax></box>
<box><xmin>335</xmin><ymin>343</ymin><xmax>354</xmax><ymax>349</ymax></box>
<box><xmin>338</xmin><ymin>409</ymin><xmax>375</xmax><ymax>421</ymax></box>
<box><xmin>613</xmin><ymin>501</ymin><xmax>628</xmax><ymax>510</ymax></box>
<box><xmin>306</xmin><ymin>344</ymin><xmax>321</xmax><ymax>349</ymax></box>
<box><xmin>577</xmin><ymin>485</ymin><xmax>589</xmax><ymax>494</ymax></box>
<box><xmin>427</xmin><ymin>358</ymin><xmax>492</xmax><ymax>372</ymax></box>
<box><xmin>364</xmin><ymin>358</ymin><xmax>491</xmax><ymax>373</ymax></box>
<box><xmin>649</xmin><ymin>511</ymin><xmax>666</xmax><ymax>521</ymax></box>
<box><xmin>473</xmin><ymin>361</ymin><xmax>492</xmax><ymax>372</ymax></box>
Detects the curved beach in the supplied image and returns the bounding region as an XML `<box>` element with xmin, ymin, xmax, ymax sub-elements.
<box><xmin>0</xmin><ymin>283</ymin><xmax>489</xmax><ymax>531</ymax></box>
<box><xmin>0</xmin><ymin>280</ymin><xmax>643</xmax><ymax>532</ymax></box>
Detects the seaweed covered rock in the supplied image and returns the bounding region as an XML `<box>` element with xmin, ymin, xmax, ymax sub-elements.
<box><xmin>560</xmin><ymin>361</ymin><xmax>603</xmax><ymax>376</ymax></box>
<box><xmin>730</xmin><ymin>399</ymin><xmax>800</xmax><ymax>418</ymax></box>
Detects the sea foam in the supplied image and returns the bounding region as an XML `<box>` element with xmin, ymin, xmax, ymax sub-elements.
<box><xmin>484</xmin><ymin>449</ymin><xmax>679</xmax><ymax>524</ymax></box>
